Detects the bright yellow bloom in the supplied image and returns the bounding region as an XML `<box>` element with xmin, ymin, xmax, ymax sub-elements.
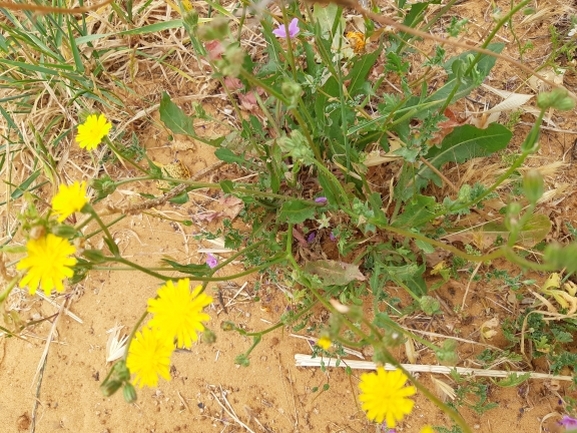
<box><xmin>17</xmin><ymin>234</ymin><xmax>77</xmax><ymax>295</ymax></box>
<box><xmin>147</xmin><ymin>279</ymin><xmax>213</xmax><ymax>348</ymax></box>
<box><xmin>52</xmin><ymin>181</ymin><xmax>88</xmax><ymax>222</ymax></box>
<box><xmin>420</xmin><ymin>426</ymin><xmax>434</xmax><ymax>433</ymax></box>
<box><xmin>358</xmin><ymin>367</ymin><xmax>416</xmax><ymax>427</ymax></box>
<box><xmin>126</xmin><ymin>326</ymin><xmax>173</xmax><ymax>388</ymax></box>
<box><xmin>317</xmin><ymin>336</ymin><xmax>332</xmax><ymax>350</ymax></box>
<box><xmin>346</xmin><ymin>31</ymin><xmax>366</xmax><ymax>54</ymax></box>
<box><xmin>76</xmin><ymin>114</ymin><xmax>112</xmax><ymax>150</ymax></box>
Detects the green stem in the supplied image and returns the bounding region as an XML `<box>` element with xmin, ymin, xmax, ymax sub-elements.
<box><xmin>0</xmin><ymin>276</ymin><xmax>19</xmax><ymax>303</ymax></box>
<box><xmin>231</xmin><ymin>297</ymin><xmax>316</xmax><ymax>338</ymax></box>
<box><xmin>98</xmin><ymin>254</ymin><xmax>287</xmax><ymax>282</ymax></box>
<box><xmin>83</xmin><ymin>214</ymin><xmax>125</xmax><ymax>240</ymax></box>
<box><xmin>123</xmin><ymin>310</ymin><xmax>150</xmax><ymax>360</ymax></box>
<box><xmin>438</xmin><ymin>0</ymin><xmax>531</xmax><ymax>114</ymax></box>
<box><xmin>209</xmin><ymin>239</ymin><xmax>269</xmax><ymax>272</ymax></box>
<box><xmin>104</xmin><ymin>137</ymin><xmax>149</xmax><ymax>175</ymax></box>
<box><xmin>305</xmin><ymin>283</ymin><xmax>471</xmax><ymax>433</ymax></box>
<box><xmin>371</xmin><ymin>224</ymin><xmax>504</xmax><ymax>263</ymax></box>
<box><xmin>86</xmin><ymin>206</ymin><xmax>116</xmax><ymax>253</ymax></box>
<box><xmin>111</xmin><ymin>257</ymin><xmax>173</xmax><ymax>281</ymax></box>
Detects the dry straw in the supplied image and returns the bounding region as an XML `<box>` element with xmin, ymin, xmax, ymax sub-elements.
<box><xmin>294</xmin><ymin>354</ymin><xmax>574</xmax><ymax>381</ymax></box>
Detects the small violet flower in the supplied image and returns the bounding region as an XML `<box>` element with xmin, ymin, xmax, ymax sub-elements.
<box><xmin>561</xmin><ymin>416</ymin><xmax>577</xmax><ymax>431</ymax></box>
<box><xmin>272</xmin><ymin>18</ymin><xmax>300</xmax><ymax>39</ymax></box>
<box><xmin>206</xmin><ymin>253</ymin><xmax>218</xmax><ymax>269</ymax></box>
<box><xmin>329</xmin><ymin>232</ymin><xmax>337</xmax><ymax>242</ymax></box>
<box><xmin>307</xmin><ymin>232</ymin><xmax>316</xmax><ymax>243</ymax></box>
<box><xmin>314</xmin><ymin>196</ymin><xmax>328</xmax><ymax>205</ymax></box>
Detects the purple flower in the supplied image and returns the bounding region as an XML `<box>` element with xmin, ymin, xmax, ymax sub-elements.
<box><xmin>206</xmin><ymin>253</ymin><xmax>218</xmax><ymax>269</ymax></box>
<box><xmin>314</xmin><ymin>196</ymin><xmax>327</xmax><ymax>204</ymax></box>
<box><xmin>329</xmin><ymin>232</ymin><xmax>337</xmax><ymax>241</ymax></box>
<box><xmin>272</xmin><ymin>18</ymin><xmax>300</xmax><ymax>39</ymax></box>
<box><xmin>561</xmin><ymin>416</ymin><xmax>577</xmax><ymax>431</ymax></box>
<box><xmin>307</xmin><ymin>232</ymin><xmax>316</xmax><ymax>243</ymax></box>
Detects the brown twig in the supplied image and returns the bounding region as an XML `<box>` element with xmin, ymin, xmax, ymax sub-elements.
<box><xmin>106</xmin><ymin>161</ymin><xmax>226</xmax><ymax>215</ymax></box>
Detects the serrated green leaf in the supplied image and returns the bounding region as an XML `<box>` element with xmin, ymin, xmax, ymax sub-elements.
<box><xmin>419</xmin><ymin>295</ymin><xmax>441</xmax><ymax>315</ymax></box>
<box><xmin>495</xmin><ymin>372</ymin><xmax>530</xmax><ymax>387</ymax></box>
<box><xmin>392</xmin><ymin>194</ymin><xmax>437</xmax><ymax>228</ymax></box>
<box><xmin>278</xmin><ymin>200</ymin><xmax>316</xmax><ymax>224</ymax></box>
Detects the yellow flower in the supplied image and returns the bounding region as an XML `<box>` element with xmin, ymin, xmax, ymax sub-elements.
<box><xmin>76</xmin><ymin>114</ymin><xmax>112</xmax><ymax>150</ymax></box>
<box><xmin>317</xmin><ymin>336</ymin><xmax>332</xmax><ymax>350</ymax></box>
<box><xmin>17</xmin><ymin>234</ymin><xmax>77</xmax><ymax>295</ymax></box>
<box><xmin>346</xmin><ymin>31</ymin><xmax>366</xmax><ymax>54</ymax></box>
<box><xmin>420</xmin><ymin>426</ymin><xmax>434</xmax><ymax>433</ymax></box>
<box><xmin>147</xmin><ymin>279</ymin><xmax>213</xmax><ymax>348</ymax></box>
<box><xmin>358</xmin><ymin>367</ymin><xmax>416</xmax><ymax>427</ymax></box>
<box><xmin>126</xmin><ymin>326</ymin><xmax>173</xmax><ymax>388</ymax></box>
<box><xmin>52</xmin><ymin>181</ymin><xmax>88</xmax><ymax>222</ymax></box>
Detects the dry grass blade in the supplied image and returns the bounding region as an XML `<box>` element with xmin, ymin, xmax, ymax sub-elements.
<box><xmin>294</xmin><ymin>354</ymin><xmax>574</xmax><ymax>381</ymax></box>
<box><xmin>36</xmin><ymin>292</ymin><xmax>83</xmax><ymax>324</ymax></box>
<box><xmin>210</xmin><ymin>386</ymin><xmax>256</xmax><ymax>433</ymax></box>
<box><xmin>432</xmin><ymin>376</ymin><xmax>457</xmax><ymax>402</ymax></box>
<box><xmin>30</xmin><ymin>299</ymin><xmax>67</xmax><ymax>433</ymax></box>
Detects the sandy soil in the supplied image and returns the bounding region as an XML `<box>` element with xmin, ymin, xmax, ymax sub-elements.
<box><xmin>2</xmin><ymin>0</ymin><xmax>577</xmax><ymax>431</ymax></box>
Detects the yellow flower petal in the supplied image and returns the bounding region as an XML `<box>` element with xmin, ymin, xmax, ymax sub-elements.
<box><xmin>52</xmin><ymin>181</ymin><xmax>88</xmax><ymax>222</ymax></box>
<box><xmin>76</xmin><ymin>114</ymin><xmax>112</xmax><ymax>151</ymax></box>
<box><xmin>147</xmin><ymin>279</ymin><xmax>213</xmax><ymax>348</ymax></box>
<box><xmin>317</xmin><ymin>336</ymin><xmax>332</xmax><ymax>350</ymax></box>
<box><xmin>17</xmin><ymin>234</ymin><xmax>77</xmax><ymax>295</ymax></box>
<box><xmin>420</xmin><ymin>426</ymin><xmax>435</xmax><ymax>433</ymax></box>
<box><xmin>126</xmin><ymin>326</ymin><xmax>173</xmax><ymax>388</ymax></box>
<box><xmin>358</xmin><ymin>367</ymin><xmax>416</xmax><ymax>427</ymax></box>
<box><xmin>346</xmin><ymin>31</ymin><xmax>366</xmax><ymax>54</ymax></box>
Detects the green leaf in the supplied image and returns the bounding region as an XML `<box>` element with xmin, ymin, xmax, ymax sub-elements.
<box><xmin>313</xmin><ymin>2</ymin><xmax>343</xmax><ymax>41</ymax></box>
<box><xmin>214</xmin><ymin>148</ymin><xmax>257</xmax><ymax>169</ymax></box>
<box><xmin>392</xmin><ymin>194</ymin><xmax>437</xmax><ymax>228</ymax></box>
<box><xmin>302</xmin><ymin>260</ymin><xmax>366</xmax><ymax>286</ymax></box>
<box><xmin>11</xmin><ymin>170</ymin><xmax>41</xmax><ymax>199</ymax></box>
<box><xmin>169</xmin><ymin>192</ymin><xmax>189</xmax><ymax>204</ymax></box>
<box><xmin>159</xmin><ymin>92</ymin><xmax>196</xmax><ymax>137</ymax></box>
<box><xmin>517</xmin><ymin>213</ymin><xmax>551</xmax><ymax>246</ymax></box>
<box><xmin>346</xmin><ymin>46</ymin><xmax>383</xmax><ymax>96</ymax></box>
<box><xmin>220</xmin><ymin>180</ymin><xmax>234</xmax><ymax>193</ymax></box>
<box><xmin>67</xmin><ymin>21</ymin><xmax>84</xmax><ymax>74</ymax></box>
<box><xmin>477</xmin><ymin>213</ymin><xmax>551</xmax><ymax>248</ymax></box>
<box><xmin>419</xmin><ymin>123</ymin><xmax>512</xmax><ymax>187</ymax></box>
<box><xmin>422</xmin><ymin>43</ymin><xmax>504</xmax><ymax>110</ymax></box>
<box><xmin>278</xmin><ymin>200</ymin><xmax>316</xmax><ymax>224</ymax></box>
<box><xmin>104</xmin><ymin>238</ymin><xmax>120</xmax><ymax>256</ymax></box>
<box><xmin>495</xmin><ymin>372</ymin><xmax>531</xmax><ymax>387</ymax></box>
<box><xmin>419</xmin><ymin>295</ymin><xmax>441</xmax><ymax>315</ymax></box>
<box><xmin>387</xmin><ymin>263</ymin><xmax>428</xmax><ymax>296</ymax></box>
<box><xmin>76</xmin><ymin>20</ymin><xmax>184</xmax><ymax>45</ymax></box>
<box><xmin>162</xmin><ymin>258</ymin><xmax>209</xmax><ymax>276</ymax></box>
